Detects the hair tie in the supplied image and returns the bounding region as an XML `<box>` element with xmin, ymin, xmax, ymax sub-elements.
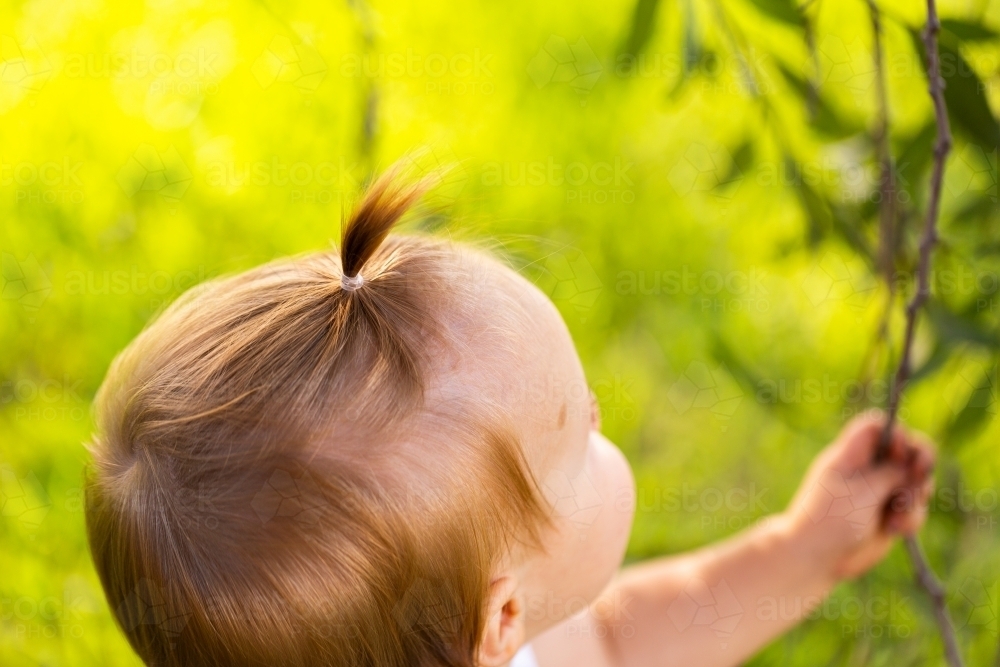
<box><xmin>341</xmin><ymin>272</ymin><xmax>364</xmax><ymax>292</ymax></box>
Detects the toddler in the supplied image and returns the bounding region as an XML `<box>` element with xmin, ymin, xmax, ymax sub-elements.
<box><xmin>86</xmin><ymin>164</ymin><xmax>934</xmax><ymax>667</ymax></box>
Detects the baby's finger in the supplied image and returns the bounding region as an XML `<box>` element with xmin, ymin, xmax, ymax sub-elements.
<box><xmin>887</xmin><ymin>493</ymin><xmax>929</xmax><ymax>535</ymax></box>
<box><xmin>904</xmin><ymin>432</ymin><xmax>936</xmax><ymax>483</ymax></box>
<box><xmin>862</xmin><ymin>460</ymin><xmax>910</xmax><ymax>502</ymax></box>
<box><xmin>884</xmin><ymin>477</ymin><xmax>933</xmax><ymax>534</ymax></box>
<box><xmin>836</xmin><ymin>412</ymin><xmax>906</xmax><ymax>466</ymax></box>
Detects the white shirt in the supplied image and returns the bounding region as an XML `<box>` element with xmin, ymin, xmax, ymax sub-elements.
<box><xmin>510</xmin><ymin>644</ymin><xmax>539</xmax><ymax>667</ymax></box>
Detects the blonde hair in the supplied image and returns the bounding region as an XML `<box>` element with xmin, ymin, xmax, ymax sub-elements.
<box><xmin>85</xmin><ymin>165</ymin><xmax>549</xmax><ymax>666</ymax></box>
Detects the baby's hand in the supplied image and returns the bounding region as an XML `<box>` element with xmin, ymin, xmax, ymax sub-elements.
<box><xmin>786</xmin><ymin>412</ymin><xmax>935</xmax><ymax>581</ymax></box>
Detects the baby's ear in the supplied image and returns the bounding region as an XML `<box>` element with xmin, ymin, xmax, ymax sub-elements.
<box><xmin>477</xmin><ymin>574</ymin><xmax>525</xmax><ymax>667</ymax></box>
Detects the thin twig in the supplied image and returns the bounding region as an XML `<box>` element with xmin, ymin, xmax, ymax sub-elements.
<box><xmin>876</xmin><ymin>0</ymin><xmax>952</xmax><ymax>459</ymax></box>
<box><xmin>856</xmin><ymin>0</ymin><xmax>897</xmax><ymax>400</ymax></box>
<box><xmin>866</xmin><ymin>0</ymin><xmax>898</xmax><ymax>290</ymax></box>
<box><xmin>871</xmin><ymin>1</ymin><xmax>962</xmax><ymax>666</ymax></box>
<box><xmin>803</xmin><ymin>2</ymin><xmax>822</xmax><ymax>120</ymax></box>
<box><xmin>904</xmin><ymin>536</ymin><xmax>963</xmax><ymax>666</ymax></box>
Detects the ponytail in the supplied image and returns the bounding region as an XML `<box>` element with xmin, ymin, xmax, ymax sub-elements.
<box><xmin>339</xmin><ymin>163</ymin><xmax>438</xmax><ymax>289</ymax></box>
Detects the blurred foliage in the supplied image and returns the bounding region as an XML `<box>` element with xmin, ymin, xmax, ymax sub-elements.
<box><xmin>1</xmin><ymin>0</ymin><xmax>999</xmax><ymax>664</ymax></box>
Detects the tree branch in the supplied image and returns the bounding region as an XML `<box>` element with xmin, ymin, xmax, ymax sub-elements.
<box><xmin>875</xmin><ymin>0</ymin><xmax>952</xmax><ymax>458</ymax></box>
<box><xmin>871</xmin><ymin>1</ymin><xmax>962</xmax><ymax>665</ymax></box>
<box><xmin>904</xmin><ymin>535</ymin><xmax>964</xmax><ymax>666</ymax></box>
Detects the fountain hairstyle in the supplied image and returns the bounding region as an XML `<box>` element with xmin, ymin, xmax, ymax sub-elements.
<box><xmin>84</xmin><ymin>163</ymin><xmax>550</xmax><ymax>667</ymax></box>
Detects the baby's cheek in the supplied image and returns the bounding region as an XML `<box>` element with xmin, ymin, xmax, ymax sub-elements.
<box><xmin>603</xmin><ymin>438</ymin><xmax>636</xmax><ymax>546</ymax></box>
<box><xmin>527</xmin><ymin>440</ymin><xmax>635</xmax><ymax>622</ymax></box>
<box><xmin>588</xmin><ymin>433</ymin><xmax>636</xmax><ymax>571</ymax></box>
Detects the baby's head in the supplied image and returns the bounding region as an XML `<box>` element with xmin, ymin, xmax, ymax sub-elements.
<box><xmin>85</xmin><ymin>165</ymin><xmax>636</xmax><ymax>667</ymax></box>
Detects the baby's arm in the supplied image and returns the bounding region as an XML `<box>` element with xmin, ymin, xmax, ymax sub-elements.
<box><xmin>532</xmin><ymin>413</ymin><xmax>934</xmax><ymax>667</ymax></box>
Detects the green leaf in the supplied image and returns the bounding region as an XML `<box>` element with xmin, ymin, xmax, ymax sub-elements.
<box><xmin>942</xmin><ymin>362</ymin><xmax>998</xmax><ymax>444</ymax></box>
<box><xmin>927</xmin><ymin>300</ymin><xmax>999</xmax><ymax>350</ymax></box>
<box><xmin>910</xmin><ymin>341</ymin><xmax>952</xmax><ymax>384</ymax></box>
<box><xmin>952</xmin><ymin>193</ymin><xmax>999</xmax><ymax>225</ymax></box>
<box><xmin>662</xmin><ymin>0</ymin><xmax>700</xmax><ymax>98</ymax></box>
<box><xmin>790</xmin><ymin>160</ymin><xmax>829</xmax><ymax>246</ymax></box>
<box><xmin>896</xmin><ymin>121</ymin><xmax>936</xmax><ymax>197</ymax></box>
<box><xmin>710</xmin><ymin>335</ymin><xmax>762</xmax><ymax>390</ymax></box>
<box><xmin>682</xmin><ymin>0</ymin><xmax>701</xmax><ymax>74</ymax></box>
<box><xmin>909</xmin><ymin>30</ymin><xmax>1000</xmax><ymax>149</ymax></box>
<box><xmin>975</xmin><ymin>240</ymin><xmax>1000</xmax><ymax>257</ymax></box>
<box><xmin>785</xmin><ymin>157</ymin><xmax>873</xmax><ymax>257</ymax></box>
<box><xmin>743</xmin><ymin>0</ymin><xmax>804</xmax><ymax>27</ymax></box>
<box><xmin>731</xmin><ymin>140</ymin><xmax>755</xmax><ymax>175</ymax></box>
<box><xmin>775</xmin><ymin>62</ymin><xmax>861</xmax><ymax>139</ymax></box>
<box><xmin>941</xmin><ymin>19</ymin><xmax>1000</xmax><ymax>43</ymax></box>
<box><xmin>944</xmin><ymin>386</ymin><xmax>995</xmax><ymax>443</ymax></box>
<box><xmin>621</xmin><ymin>0</ymin><xmax>662</xmax><ymax>57</ymax></box>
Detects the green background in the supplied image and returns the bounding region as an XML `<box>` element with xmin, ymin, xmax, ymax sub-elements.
<box><xmin>1</xmin><ymin>0</ymin><xmax>999</xmax><ymax>664</ymax></box>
